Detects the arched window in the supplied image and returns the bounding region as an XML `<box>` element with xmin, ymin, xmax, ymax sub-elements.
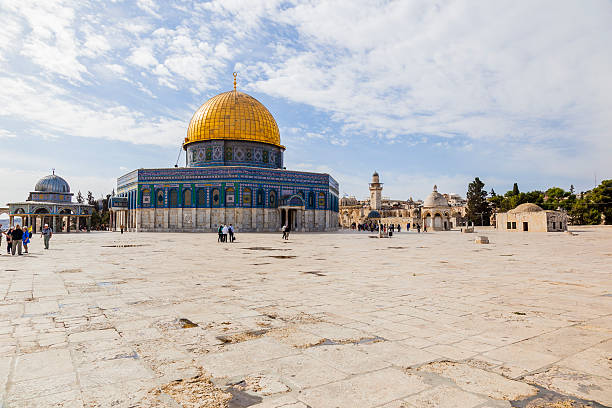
<box><xmin>182</xmin><ymin>189</ymin><xmax>192</xmax><ymax>208</ymax></box>
<box><xmin>243</xmin><ymin>187</ymin><xmax>252</xmax><ymax>207</ymax></box>
<box><xmin>269</xmin><ymin>190</ymin><xmax>277</xmax><ymax>208</ymax></box>
<box><xmin>256</xmin><ymin>189</ymin><xmax>264</xmax><ymax>206</ymax></box>
<box><xmin>308</xmin><ymin>192</ymin><xmax>315</xmax><ymax>208</ymax></box>
<box><xmin>225</xmin><ymin>187</ymin><xmax>235</xmax><ymax>206</ymax></box>
<box><xmin>156</xmin><ymin>189</ymin><xmax>164</xmax><ymax>208</ymax></box>
<box><xmin>169</xmin><ymin>189</ymin><xmax>178</xmax><ymax>208</ymax></box>
<box><xmin>318</xmin><ymin>192</ymin><xmax>326</xmax><ymax>208</ymax></box>
<box><xmin>211</xmin><ymin>188</ymin><xmax>220</xmax><ymax>207</ymax></box>
<box><xmin>141</xmin><ymin>189</ymin><xmax>151</xmax><ymax>206</ymax></box>
<box><xmin>197</xmin><ymin>189</ymin><xmax>206</xmax><ymax>207</ymax></box>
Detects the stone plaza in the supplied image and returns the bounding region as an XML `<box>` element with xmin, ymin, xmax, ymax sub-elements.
<box><xmin>0</xmin><ymin>227</ymin><xmax>611</xmax><ymax>407</ymax></box>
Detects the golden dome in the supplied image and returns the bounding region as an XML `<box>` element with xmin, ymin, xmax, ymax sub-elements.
<box><xmin>184</xmin><ymin>89</ymin><xmax>283</xmax><ymax>149</ymax></box>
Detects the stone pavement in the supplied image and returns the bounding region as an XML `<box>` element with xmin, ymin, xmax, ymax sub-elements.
<box><xmin>0</xmin><ymin>227</ymin><xmax>611</xmax><ymax>407</ymax></box>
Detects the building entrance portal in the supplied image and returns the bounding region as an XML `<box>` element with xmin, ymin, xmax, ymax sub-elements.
<box><xmin>280</xmin><ymin>208</ymin><xmax>300</xmax><ymax>231</ymax></box>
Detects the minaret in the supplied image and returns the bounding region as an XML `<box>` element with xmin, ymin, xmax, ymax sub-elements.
<box><xmin>369</xmin><ymin>171</ymin><xmax>383</xmax><ymax>210</ymax></box>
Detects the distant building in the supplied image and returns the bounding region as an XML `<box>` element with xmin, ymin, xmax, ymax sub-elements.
<box><xmin>339</xmin><ymin>173</ymin><xmax>466</xmax><ymax>230</ymax></box>
<box><xmin>495</xmin><ymin>203</ymin><xmax>567</xmax><ymax>232</ymax></box>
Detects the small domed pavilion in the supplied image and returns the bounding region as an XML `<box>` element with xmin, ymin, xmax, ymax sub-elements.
<box><xmin>421</xmin><ymin>185</ymin><xmax>452</xmax><ymax>230</ymax></box>
<box><xmin>496</xmin><ymin>203</ymin><xmax>567</xmax><ymax>232</ymax></box>
<box><xmin>7</xmin><ymin>171</ymin><xmax>93</xmax><ymax>233</ymax></box>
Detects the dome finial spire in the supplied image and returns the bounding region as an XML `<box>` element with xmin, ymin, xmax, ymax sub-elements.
<box><xmin>52</xmin><ymin>168</ymin><xmax>55</xmax><ymax>175</ymax></box>
<box><xmin>233</xmin><ymin>72</ymin><xmax>237</xmax><ymax>91</ymax></box>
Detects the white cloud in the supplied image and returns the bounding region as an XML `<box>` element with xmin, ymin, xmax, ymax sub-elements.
<box><xmin>0</xmin><ymin>75</ymin><xmax>187</xmax><ymax>147</ymax></box>
<box><xmin>2</xmin><ymin>0</ymin><xmax>89</xmax><ymax>81</ymax></box>
<box><xmin>136</xmin><ymin>0</ymin><xmax>160</xmax><ymax>18</ymax></box>
<box><xmin>246</xmin><ymin>1</ymin><xmax>612</xmax><ymax>167</ymax></box>
<box><xmin>127</xmin><ymin>46</ymin><xmax>158</xmax><ymax>68</ymax></box>
<box><xmin>0</xmin><ymin>129</ymin><xmax>17</xmax><ymax>139</ymax></box>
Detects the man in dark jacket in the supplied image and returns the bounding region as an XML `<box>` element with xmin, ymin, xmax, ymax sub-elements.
<box><xmin>11</xmin><ymin>225</ymin><xmax>23</xmax><ymax>255</ymax></box>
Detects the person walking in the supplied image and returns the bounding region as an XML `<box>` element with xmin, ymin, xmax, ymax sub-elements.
<box><xmin>41</xmin><ymin>223</ymin><xmax>53</xmax><ymax>249</ymax></box>
<box><xmin>22</xmin><ymin>226</ymin><xmax>30</xmax><ymax>254</ymax></box>
<box><xmin>0</xmin><ymin>224</ymin><xmax>3</xmax><ymax>252</ymax></box>
<box><xmin>120</xmin><ymin>224</ymin><xmax>124</xmax><ymax>234</ymax></box>
<box><xmin>416</xmin><ymin>224</ymin><xmax>421</xmax><ymax>233</ymax></box>
<box><xmin>11</xmin><ymin>225</ymin><xmax>23</xmax><ymax>255</ymax></box>
<box><xmin>285</xmin><ymin>225</ymin><xmax>291</xmax><ymax>240</ymax></box>
<box><xmin>281</xmin><ymin>224</ymin><xmax>287</xmax><ymax>240</ymax></box>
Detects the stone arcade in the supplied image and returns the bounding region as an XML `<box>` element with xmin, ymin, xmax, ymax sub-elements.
<box><xmin>111</xmin><ymin>75</ymin><xmax>339</xmax><ymax>232</ymax></box>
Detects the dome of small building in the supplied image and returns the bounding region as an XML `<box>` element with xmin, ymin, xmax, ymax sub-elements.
<box><xmin>34</xmin><ymin>174</ymin><xmax>70</xmax><ymax>193</ymax></box>
<box><xmin>423</xmin><ymin>185</ymin><xmax>449</xmax><ymax>207</ymax></box>
<box><xmin>509</xmin><ymin>203</ymin><xmax>543</xmax><ymax>213</ymax></box>
<box><xmin>367</xmin><ymin>210</ymin><xmax>381</xmax><ymax>218</ymax></box>
<box><xmin>184</xmin><ymin>81</ymin><xmax>282</xmax><ymax>149</ymax></box>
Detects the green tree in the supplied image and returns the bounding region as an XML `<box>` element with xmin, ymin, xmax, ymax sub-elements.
<box><xmin>512</xmin><ymin>183</ymin><xmax>520</xmax><ymax>196</ymax></box>
<box><xmin>87</xmin><ymin>191</ymin><xmax>96</xmax><ymax>207</ymax></box>
<box><xmin>76</xmin><ymin>191</ymin><xmax>84</xmax><ymax>203</ymax></box>
<box><xmin>588</xmin><ymin>179</ymin><xmax>612</xmax><ymax>224</ymax></box>
<box><xmin>466</xmin><ymin>177</ymin><xmax>490</xmax><ymax>226</ymax></box>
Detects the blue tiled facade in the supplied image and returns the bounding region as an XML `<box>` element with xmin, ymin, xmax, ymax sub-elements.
<box><xmin>116</xmin><ymin>166</ymin><xmax>339</xmax><ymax>213</ymax></box>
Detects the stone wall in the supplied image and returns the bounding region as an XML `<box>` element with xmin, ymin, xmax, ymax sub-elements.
<box><xmin>133</xmin><ymin>208</ymin><xmax>337</xmax><ymax>232</ymax></box>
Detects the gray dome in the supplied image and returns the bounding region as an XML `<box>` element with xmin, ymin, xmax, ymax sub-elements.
<box><xmin>35</xmin><ymin>174</ymin><xmax>70</xmax><ymax>193</ymax></box>
<box><xmin>423</xmin><ymin>185</ymin><xmax>449</xmax><ymax>207</ymax></box>
<box><xmin>367</xmin><ymin>210</ymin><xmax>381</xmax><ymax>218</ymax></box>
<box><xmin>509</xmin><ymin>203</ymin><xmax>543</xmax><ymax>213</ymax></box>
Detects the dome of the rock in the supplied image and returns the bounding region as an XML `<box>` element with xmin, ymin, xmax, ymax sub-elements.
<box><xmin>184</xmin><ymin>90</ymin><xmax>282</xmax><ymax>149</ymax></box>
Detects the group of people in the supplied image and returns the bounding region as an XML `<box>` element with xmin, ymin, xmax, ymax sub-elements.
<box><xmin>0</xmin><ymin>223</ymin><xmax>54</xmax><ymax>255</ymax></box>
<box><xmin>217</xmin><ymin>224</ymin><xmax>235</xmax><ymax>242</ymax></box>
<box><xmin>353</xmin><ymin>222</ymin><xmax>425</xmax><ymax>233</ymax></box>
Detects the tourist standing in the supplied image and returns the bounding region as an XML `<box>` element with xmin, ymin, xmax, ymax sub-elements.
<box><xmin>285</xmin><ymin>225</ymin><xmax>291</xmax><ymax>240</ymax></box>
<box><xmin>416</xmin><ymin>224</ymin><xmax>421</xmax><ymax>233</ymax></box>
<box><xmin>22</xmin><ymin>226</ymin><xmax>30</xmax><ymax>254</ymax></box>
<box><xmin>218</xmin><ymin>225</ymin><xmax>223</xmax><ymax>242</ymax></box>
<box><xmin>11</xmin><ymin>225</ymin><xmax>23</xmax><ymax>255</ymax></box>
<box><xmin>0</xmin><ymin>224</ymin><xmax>2</xmax><ymax>250</ymax></box>
<box><xmin>281</xmin><ymin>224</ymin><xmax>287</xmax><ymax>239</ymax></box>
<box><xmin>41</xmin><ymin>224</ymin><xmax>53</xmax><ymax>249</ymax></box>
<box><xmin>407</xmin><ymin>223</ymin><xmax>410</xmax><ymax>232</ymax></box>
<box><xmin>222</xmin><ymin>224</ymin><xmax>229</xmax><ymax>243</ymax></box>
<box><xmin>5</xmin><ymin>227</ymin><xmax>12</xmax><ymax>254</ymax></box>
<box><xmin>228</xmin><ymin>224</ymin><xmax>235</xmax><ymax>242</ymax></box>
<box><xmin>120</xmin><ymin>224</ymin><xmax>124</xmax><ymax>234</ymax></box>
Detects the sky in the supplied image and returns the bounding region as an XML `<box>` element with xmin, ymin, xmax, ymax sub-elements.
<box><xmin>1</xmin><ymin>0</ymin><xmax>611</xmax><ymax>206</ymax></box>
